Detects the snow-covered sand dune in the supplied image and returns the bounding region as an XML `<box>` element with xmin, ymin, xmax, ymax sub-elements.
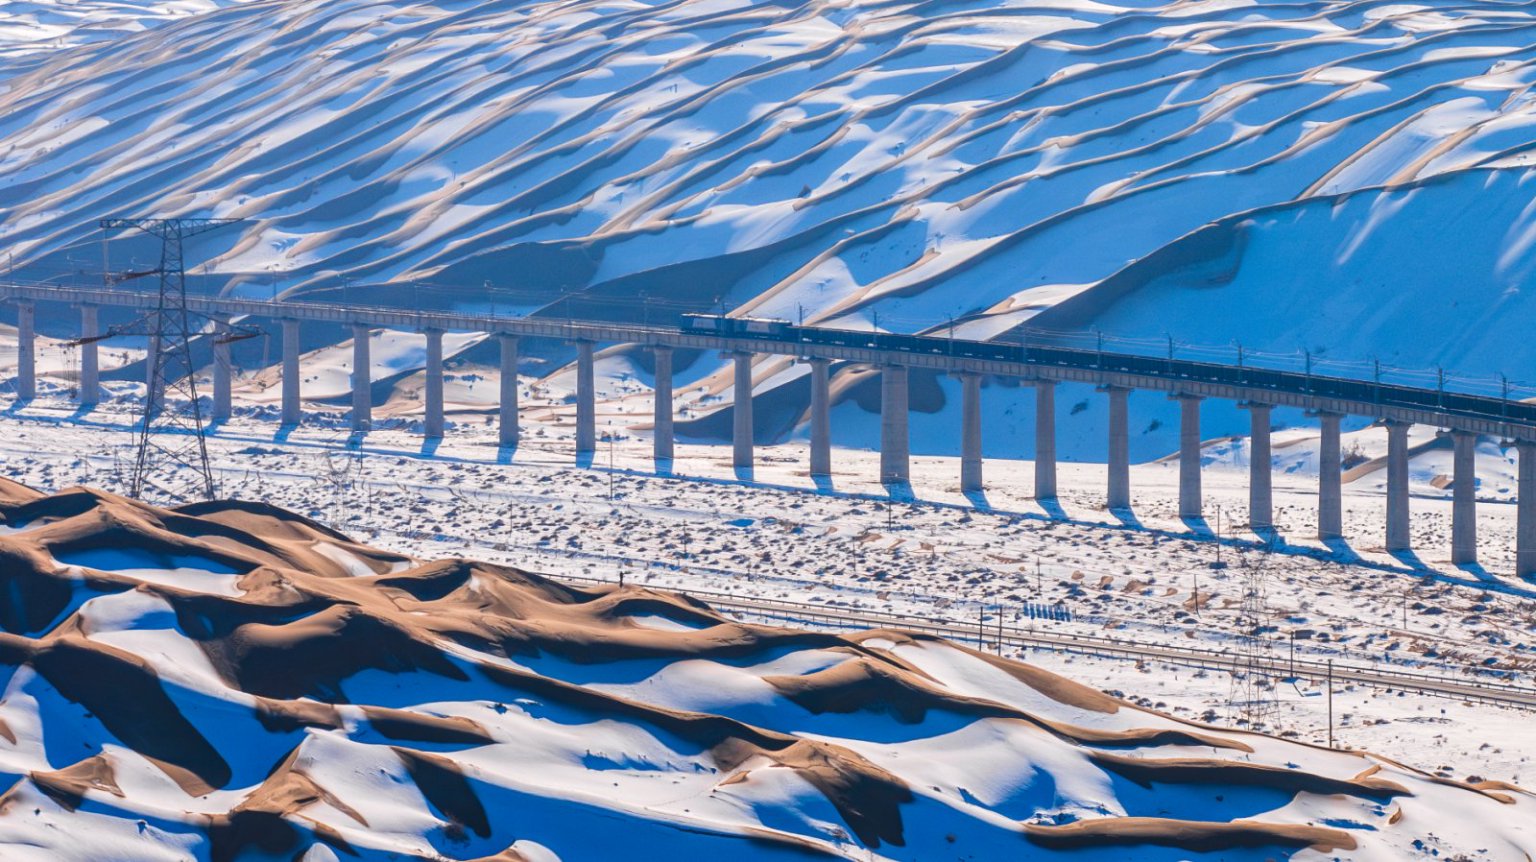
<box><xmin>0</xmin><ymin>479</ymin><xmax>1532</xmax><ymax>860</ymax></box>
<box><xmin>6</xmin><ymin>0</ymin><xmax>1536</xmax><ymax>455</ymax></box>
<box><xmin>4</xmin><ymin>0</ymin><xmax>1536</xmax><ymax>337</ymax></box>
<box><xmin>0</xmin><ymin>0</ymin><xmax>250</xmax><ymax>62</ymax></box>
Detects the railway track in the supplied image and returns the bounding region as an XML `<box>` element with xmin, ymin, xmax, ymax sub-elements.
<box><xmin>553</xmin><ymin>573</ymin><xmax>1536</xmax><ymax>710</ymax></box>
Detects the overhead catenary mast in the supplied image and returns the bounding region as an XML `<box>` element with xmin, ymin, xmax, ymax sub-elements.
<box><xmin>94</xmin><ymin>217</ymin><xmax>246</xmax><ymax>503</ymax></box>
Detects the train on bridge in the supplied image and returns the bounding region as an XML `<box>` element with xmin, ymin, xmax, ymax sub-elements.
<box><xmin>681</xmin><ymin>314</ymin><xmax>1536</xmax><ymax>427</ymax></box>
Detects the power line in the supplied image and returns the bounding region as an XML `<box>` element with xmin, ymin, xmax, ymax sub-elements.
<box><xmin>95</xmin><ymin>217</ymin><xmax>245</xmax><ymax>503</ymax></box>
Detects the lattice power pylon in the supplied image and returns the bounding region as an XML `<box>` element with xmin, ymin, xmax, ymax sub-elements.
<box><xmin>1226</xmin><ymin>541</ymin><xmax>1279</xmax><ymax>732</ymax></box>
<box><xmin>97</xmin><ymin>217</ymin><xmax>244</xmax><ymax>503</ymax></box>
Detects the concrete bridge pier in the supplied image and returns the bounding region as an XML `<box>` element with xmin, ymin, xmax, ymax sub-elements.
<box><xmin>211</xmin><ymin>314</ymin><xmax>231</xmax><ymax>423</ymax></box>
<box><xmin>1034</xmin><ymin>380</ymin><xmax>1056</xmax><ymax>501</ymax></box>
<box><xmin>808</xmin><ymin>357</ymin><xmax>831</xmax><ymax>477</ymax></box>
<box><xmin>499</xmin><ymin>334</ymin><xmax>520</xmax><ymax>448</ymax></box>
<box><xmin>423</xmin><ymin>328</ymin><xmax>444</xmax><ymax>439</ymax></box>
<box><xmin>1174</xmin><ymin>394</ymin><xmax>1203</xmax><ymax>520</ymax></box>
<box><xmin>652</xmin><ymin>345</ymin><xmax>673</xmax><ymax>464</ymax></box>
<box><xmin>78</xmin><ymin>304</ymin><xmax>100</xmax><ymax>406</ymax></box>
<box><xmin>732</xmin><ymin>352</ymin><xmax>754</xmax><ymax>471</ymax></box>
<box><xmin>1316</xmin><ymin>411</ymin><xmax>1343</xmax><ymax>540</ymax></box>
<box><xmin>15</xmin><ymin>300</ymin><xmax>34</xmax><ymax>401</ymax></box>
<box><xmin>1103</xmin><ymin>385</ymin><xmax>1130</xmax><ymax>510</ymax></box>
<box><xmin>1242</xmin><ymin>402</ymin><xmax>1273</xmax><ymax>531</ymax></box>
<box><xmin>1450</xmin><ymin>430</ymin><xmax>1477</xmax><ymax>565</ymax></box>
<box><xmin>280</xmin><ymin>319</ymin><xmax>301</xmax><ymax>426</ymax></box>
<box><xmin>1384</xmin><ymin>420</ymin><xmax>1412</xmax><ymax>552</ymax></box>
<box><xmin>351</xmin><ymin>324</ymin><xmax>371</xmax><ymax>433</ymax></box>
<box><xmin>880</xmin><ymin>364</ymin><xmax>910</xmax><ymax>487</ymax></box>
<box><xmin>575</xmin><ymin>340</ymin><xmax>596</xmax><ymax>455</ymax></box>
<box><xmin>1518</xmin><ymin>441</ymin><xmax>1536</xmax><ymax>580</ymax></box>
<box><xmin>958</xmin><ymin>372</ymin><xmax>982</xmax><ymax>494</ymax></box>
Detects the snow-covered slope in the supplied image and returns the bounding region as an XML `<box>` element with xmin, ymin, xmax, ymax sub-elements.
<box><xmin>0</xmin><ymin>480</ymin><xmax>1532</xmax><ymax>860</ymax></box>
<box><xmin>0</xmin><ymin>1</ymin><xmax>250</xmax><ymax>62</ymax></box>
<box><xmin>7</xmin><ymin>0</ymin><xmax>1536</xmax><ymax>456</ymax></box>
<box><xmin>5</xmin><ymin>0</ymin><xmax>1536</xmax><ymax>333</ymax></box>
<box><xmin>1033</xmin><ymin>166</ymin><xmax>1536</xmax><ymax>388</ymax></box>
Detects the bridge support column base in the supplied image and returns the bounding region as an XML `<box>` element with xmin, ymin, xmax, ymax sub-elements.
<box><xmin>1451</xmin><ymin>431</ymin><xmax>1477</xmax><ymax>565</ymax></box>
<box><xmin>280</xmin><ymin>319</ymin><xmax>301</xmax><ymax>427</ymax></box>
<box><xmin>423</xmin><ymin>328</ymin><xmax>444</xmax><ymax>439</ymax></box>
<box><xmin>575</xmin><ymin>341</ymin><xmax>596</xmax><ymax>456</ymax></box>
<box><xmin>1034</xmin><ymin>381</ymin><xmax>1056</xmax><ymax>501</ymax></box>
<box><xmin>79</xmin><ymin>304</ymin><xmax>100</xmax><ymax>406</ymax></box>
<box><xmin>959</xmin><ymin>372</ymin><xmax>982</xmax><ymax>494</ymax></box>
<box><xmin>808</xmin><ymin>358</ymin><xmax>831</xmax><ymax>477</ymax></box>
<box><xmin>1518</xmin><ymin>441</ymin><xmax>1536</xmax><ymax>581</ymax></box>
<box><xmin>1104</xmin><ymin>386</ymin><xmax>1130</xmax><ymax>510</ymax></box>
<box><xmin>499</xmin><ymin>334</ymin><xmax>519</xmax><ymax>448</ymax></box>
<box><xmin>732</xmin><ymin>352</ymin><xmax>754</xmax><ymax>470</ymax></box>
<box><xmin>1174</xmin><ymin>394</ymin><xmax>1203</xmax><ymax>521</ymax></box>
<box><xmin>880</xmin><ymin>364</ymin><xmax>909</xmax><ymax>487</ymax></box>
<box><xmin>1385</xmin><ymin>420</ymin><xmax>1412</xmax><ymax>552</ymax></box>
<box><xmin>653</xmin><ymin>345</ymin><xmax>673</xmax><ymax>464</ymax></box>
<box><xmin>15</xmin><ymin>300</ymin><xmax>34</xmax><ymax>401</ymax></box>
<box><xmin>351</xmin><ymin>324</ymin><xmax>371</xmax><ymax>433</ymax></box>
<box><xmin>1243</xmin><ymin>402</ymin><xmax>1273</xmax><ymax>532</ymax></box>
<box><xmin>1316</xmin><ymin>412</ymin><xmax>1343</xmax><ymax>541</ymax></box>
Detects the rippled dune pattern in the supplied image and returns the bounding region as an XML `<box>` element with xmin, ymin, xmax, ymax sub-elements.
<box><xmin>0</xmin><ymin>479</ymin><xmax>1532</xmax><ymax>860</ymax></box>
<box><xmin>0</xmin><ymin>1</ymin><xmax>250</xmax><ymax>62</ymax></box>
<box><xmin>4</xmin><ymin>0</ymin><xmax>1536</xmax><ymax>340</ymax></box>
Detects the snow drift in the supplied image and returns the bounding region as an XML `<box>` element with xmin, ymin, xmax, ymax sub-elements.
<box><xmin>0</xmin><ymin>479</ymin><xmax>1531</xmax><ymax>860</ymax></box>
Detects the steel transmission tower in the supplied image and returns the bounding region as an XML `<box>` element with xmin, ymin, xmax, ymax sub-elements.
<box><xmin>1226</xmin><ymin>541</ymin><xmax>1279</xmax><ymax>732</ymax></box>
<box><xmin>97</xmin><ymin>217</ymin><xmax>243</xmax><ymax>503</ymax></box>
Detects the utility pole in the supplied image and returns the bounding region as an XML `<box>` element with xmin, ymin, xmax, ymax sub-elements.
<box><xmin>1326</xmin><ymin>659</ymin><xmax>1334</xmax><ymax>748</ymax></box>
<box><xmin>96</xmin><ymin>217</ymin><xmax>245</xmax><ymax>503</ymax></box>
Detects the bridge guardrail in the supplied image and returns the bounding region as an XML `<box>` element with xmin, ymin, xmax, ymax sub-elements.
<box><xmin>2</xmin><ymin>278</ymin><xmax>1534</xmax><ymax>437</ymax></box>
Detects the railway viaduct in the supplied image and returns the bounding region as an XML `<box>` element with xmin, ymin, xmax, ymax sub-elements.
<box><xmin>4</xmin><ymin>281</ymin><xmax>1534</xmax><ymax>579</ymax></box>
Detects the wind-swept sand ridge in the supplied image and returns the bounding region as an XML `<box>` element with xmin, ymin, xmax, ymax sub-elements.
<box><xmin>0</xmin><ymin>479</ymin><xmax>1531</xmax><ymax>859</ymax></box>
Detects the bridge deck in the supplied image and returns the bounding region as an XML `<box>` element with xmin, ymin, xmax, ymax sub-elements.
<box><xmin>3</xmin><ymin>280</ymin><xmax>1532</xmax><ymax>440</ymax></box>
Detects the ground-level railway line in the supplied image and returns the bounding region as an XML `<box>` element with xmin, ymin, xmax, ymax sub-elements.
<box><xmin>547</xmin><ymin>572</ymin><xmax>1536</xmax><ymax>711</ymax></box>
<box><xmin>362</xmin><ymin>517</ymin><xmax>1536</xmax><ymax>709</ymax></box>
